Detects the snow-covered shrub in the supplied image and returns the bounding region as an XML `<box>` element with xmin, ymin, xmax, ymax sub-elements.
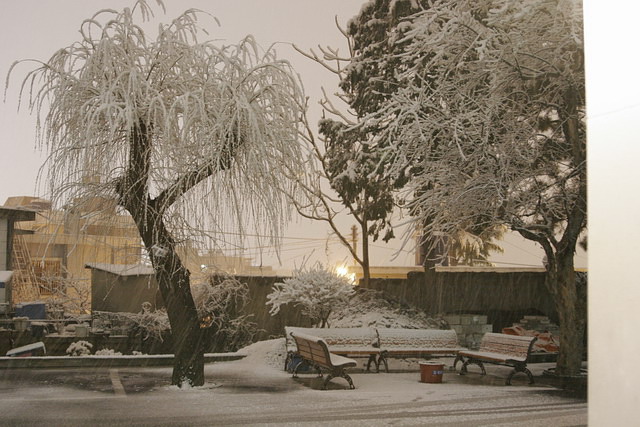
<box><xmin>119</xmin><ymin>309</ymin><xmax>171</xmax><ymax>342</ymax></box>
<box><xmin>267</xmin><ymin>265</ymin><xmax>355</xmax><ymax>327</ymax></box>
<box><xmin>47</xmin><ymin>278</ymin><xmax>91</xmax><ymax>315</ymax></box>
<box><xmin>192</xmin><ymin>275</ymin><xmax>259</xmax><ymax>352</ymax></box>
<box><xmin>329</xmin><ymin>288</ymin><xmax>447</xmax><ymax>329</ymax></box>
<box><xmin>95</xmin><ymin>348</ymin><xmax>122</xmax><ymax>356</ymax></box>
<box><xmin>66</xmin><ymin>340</ymin><xmax>93</xmax><ymax>356</ymax></box>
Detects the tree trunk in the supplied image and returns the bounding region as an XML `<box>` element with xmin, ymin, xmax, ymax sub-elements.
<box><xmin>548</xmin><ymin>250</ymin><xmax>587</xmax><ymax>376</ymax></box>
<box><xmin>154</xmin><ymin>247</ymin><xmax>205</xmax><ymax>387</ymax></box>
<box><xmin>119</xmin><ymin>122</ymin><xmax>204</xmax><ymax>387</ymax></box>
<box><xmin>138</xmin><ymin>213</ymin><xmax>205</xmax><ymax>387</ymax></box>
<box><xmin>361</xmin><ymin>221</ymin><xmax>371</xmax><ymax>288</ymax></box>
<box><xmin>549</xmin><ymin>84</ymin><xmax>586</xmax><ymax>377</ymax></box>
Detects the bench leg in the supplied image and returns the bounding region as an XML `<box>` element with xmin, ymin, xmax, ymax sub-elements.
<box><xmin>460</xmin><ymin>358</ymin><xmax>486</xmax><ymax>376</ymax></box>
<box><xmin>506</xmin><ymin>364</ymin><xmax>535</xmax><ymax>385</ymax></box>
<box><xmin>366</xmin><ymin>354</ymin><xmax>378</xmax><ymax>372</ymax></box>
<box><xmin>453</xmin><ymin>354</ymin><xmax>464</xmax><ymax>370</ymax></box>
<box><xmin>284</xmin><ymin>352</ymin><xmax>292</xmax><ymax>371</ymax></box>
<box><xmin>323</xmin><ymin>369</ymin><xmax>356</xmax><ymax>390</ymax></box>
<box><xmin>292</xmin><ymin>361</ymin><xmax>322</xmax><ymax>378</ymax></box>
<box><xmin>292</xmin><ymin>360</ymin><xmax>303</xmax><ymax>378</ymax></box>
<box><xmin>376</xmin><ymin>353</ymin><xmax>389</xmax><ymax>373</ymax></box>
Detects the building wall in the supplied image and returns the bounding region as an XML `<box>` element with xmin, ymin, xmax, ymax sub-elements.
<box><xmin>18</xmin><ymin>209</ymin><xmax>142</xmax><ymax>283</ymax></box>
<box><xmin>91</xmin><ymin>270</ymin><xmax>162</xmax><ymax>313</ymax></box>
<box><xmin>177</xmin><ymin>245</ymin><xmax>276</xmax><ymax>285</ymax></box>
<box><xmin>231</xmin><ymin>271</ymin><xmax>559</xmax><ymax>340</ymax></box>
<box><xmin>236</xmin><ymin>276</ymin><xmax>312</xmax><ymax>341</ymax></box>
<box><xmin>6</xmin><ymin>197</ymin><xmax>142</xmax><ymax>302</ymax></box>
<box><xmin>360</xmin><ymin>269</ymin><xmax>558</xmax><ymax>332</ymax></box>
<box><xmin>0</xmin><ymin>217</ymin><xmax>7</xmax><ymax>270</ymax></box>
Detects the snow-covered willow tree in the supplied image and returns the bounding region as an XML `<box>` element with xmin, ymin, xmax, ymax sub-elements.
<box><xmin>370</xmin><ymin>0</ymin><xmax>586</xmax><ymax>375</ymax></box>
<box><xmin>7</xmin><ymin>1</ymin><xmax>307</xmax><ymax>386</ymax></box>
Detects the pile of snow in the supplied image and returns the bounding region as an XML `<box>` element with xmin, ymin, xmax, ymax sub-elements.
<box><xmin>329</xmin><ymin>288</ymin><xmax>447</xmax><ymax>329</ymax></box>
<box><xmin>236</xmin><ymin>338</ymin><xmax>288</xmax><ymax>371</ymax></box>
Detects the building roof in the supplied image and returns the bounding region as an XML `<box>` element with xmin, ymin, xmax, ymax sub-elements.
<box><xmin>85</xmin><ymin>263</ymin><xmax>154</xmax><ymax>276</ymax></box>
<box><xmin>0</xmin><ymin>206</ymin><xmax>37</xmax><ymax>221</ymax></box>
<box><xmin>0</xmin><ymin>271</ymin><xmax>13</xmax><ymax>283</ymax></box>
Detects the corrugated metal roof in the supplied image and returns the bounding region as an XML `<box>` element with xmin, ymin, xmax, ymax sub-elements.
<box><xmin>85</xmin><ymin>263</ymin><xmax>154</xmax><ymax>276</ymax></box>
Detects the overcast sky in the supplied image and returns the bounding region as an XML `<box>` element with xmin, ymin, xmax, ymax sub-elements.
<box><xmin>0</xmin><ymin>0</ymin><xmax>364</xmax><ymax>201</ymax></box>
<box><xmin>0</xmin><ymin>0</ymin><xmax>626</xmax><ymax>274</ymax></box>
<box><xmin>0</xmin><ymin>0</ymin><xmax>378</xmax><ymax>271</ymax></box>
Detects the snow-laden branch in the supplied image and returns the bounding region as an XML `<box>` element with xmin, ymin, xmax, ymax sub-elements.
<box><xmin>8</xmin><ymin>1</ymin><xmax>309</xmax><ymax>252</ymax></box>
<box><xmin>364</xmin><ymin>0</ymin><xmax>585</xmax><ymax>259</ymax></box>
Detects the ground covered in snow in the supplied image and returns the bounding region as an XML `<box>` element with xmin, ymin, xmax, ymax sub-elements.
<box><xmin>0</xmin><ymin>336</ymin><xmax>587</xmax><ymax>426</ymax></box>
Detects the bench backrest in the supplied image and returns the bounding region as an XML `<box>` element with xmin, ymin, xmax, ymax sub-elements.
<box><xmin>291</xmin><ymin>332</ymin><xmax>332</xmax><ymax>369</ymax></box>
<box><xmin>479</xmin><ymin>333</ymin><xmax>537</xmax><ymax>360</ymax></box>
<box><xmin>285</xmin><ymin>327</ymin><xmax>379</xmax><ymax>352</ymax></box>
<box><xmin>377</xmin><ymin>328</ymin><xmax>460</xmax><ymax>349</ymax></box>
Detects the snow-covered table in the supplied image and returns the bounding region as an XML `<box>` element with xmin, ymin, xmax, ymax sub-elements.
<box><xmin>457</xmin><ymin>332</ymin><xmax>538</xmax><ymax>385</ymax></box>
<box><xmin>375</xmin><ymin>328</ymin><xmax>466</xmax><ymax>372</ymax></box>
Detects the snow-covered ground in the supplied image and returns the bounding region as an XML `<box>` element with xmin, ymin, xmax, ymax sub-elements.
<box><xmin>0</xmin><ymin>337</ymin><xmax>587</xmax><ymax>426</ymax></box>
<box><xmin>180</xmin><ymin>338</ymin><xmax>586</xmax><ymax>425</ymax></box>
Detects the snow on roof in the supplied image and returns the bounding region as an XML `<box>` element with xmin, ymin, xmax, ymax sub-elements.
<box><xmin>85</xmin><ymin>263</ymin><xmax>154</xmax><ymax>276</ymax></box>
<box><xmin>0</xmin><ymin>271</ymin><xmax>13</xmax><ymax>283</ymax></box>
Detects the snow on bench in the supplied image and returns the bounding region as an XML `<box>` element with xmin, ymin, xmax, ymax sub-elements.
<box><xmin>285</xmin><ymin>326</ymin><xmax>380</xmax><ymax>372</ymax></box>
<box><xmin>285</xmin><ymin>327</ymin><xmax>466</xmax><ymax>373</ymax></box>
<box><xmin>290</xmin><ymin>331</ymin><xmax>357</xmax><ymax>390</ymax></box>
<box><xmin>376</xmin><ymin>328</ymin><xmax>466</xmax><ymax>372</ymax></box>
<box><xmin>457</xmin><ymin>332</ymin><xmax>538</xmax><ymax>385</ymax></box>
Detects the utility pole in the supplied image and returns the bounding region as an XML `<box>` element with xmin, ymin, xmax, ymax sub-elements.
<box><xmin>350</xmin><ymin>225</ymin><xmax>358</xmax><ymax>266</ymax></box>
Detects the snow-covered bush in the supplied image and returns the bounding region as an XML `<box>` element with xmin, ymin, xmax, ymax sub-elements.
<box><xmin>267</xmin><ymin>265</ymin><xmax>355</xmax><ymax>327</ymax></box>
<box><xmin>66</xmin><ymin>340</ymin><xmax>93</xmax><ymax>356</ymax></box>
<box><xmin>120</xmin><ymin>308</ymin><xmax>171</xmax><ymax>342</ymax></box>
<box><xmin>95</xmin><ymin>349</ymin><xmax>123</xmax><ymax>356</ymax></box>
<box><xmin>192</xmin><ymin>275</ymin><xmax>259</xmax><ymax>352</ymax></box>
<box><xmin>329</xmin><ymin>288</ymin><xmax>447</xmax><ymax>329</ymax></box>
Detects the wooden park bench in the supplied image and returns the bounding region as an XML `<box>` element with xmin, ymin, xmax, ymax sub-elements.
<box><xmin>285</xmin><ymin>326</ymin><xmax>466</xmax><ymax>373</ymax></box>
<box><xmin>376</xmin><ymin>328</ymin><xmax>466</xmax><ymax>372</ymax></box>
<box><xmin>285</xmin><ymin>326</ymin><xmax>381</xmax><ymax>372</ymax></box>
<box><xmin>290</xmin><ymin>331</ymin><xmax>357</xmax><ymax>390</ymax></box>
<box><xmin>457</xmin><ymin>332</ymin><xmax>538</xmax><ymax>385</ymax></box>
